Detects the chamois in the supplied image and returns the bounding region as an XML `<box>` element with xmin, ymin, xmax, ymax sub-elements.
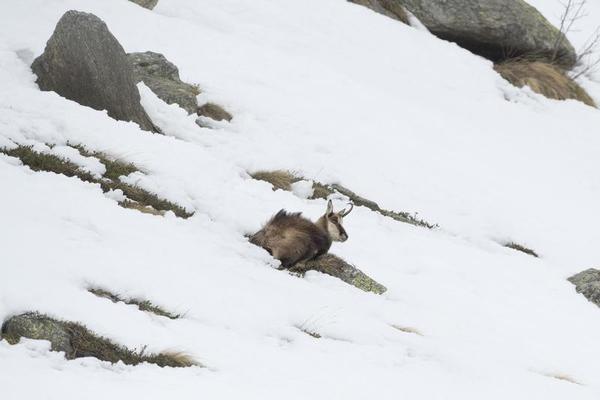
<box><xmin>250</xmin><ymin>200</ymin><xmax>353</xmax><ymax>268</ymax></box>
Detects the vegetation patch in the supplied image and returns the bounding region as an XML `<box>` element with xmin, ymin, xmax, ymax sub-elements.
<box><xmin>295</xmin><ymin>326</ymin><xmax>321</xmax><ymax>339</ymax></box>
<box><xmin>503</xmin><ymin>242</ymin><xmax>539</xmax><ymax>258</ymax></box>
<box><xmin>289</xmin><ymin>253</ymin><xmax>387</xmax><ymax>294</ymax></box>
<box><xmin>1</xmin><ymin>312</ymin><xmax>197</xmax><ymax>368</ymax></box>
<box><xmin>250</xmin><ymin>170</ymin><xmax>437</xmax><ymax>229</ymax></box>
<box><xmin>391</xmin><ymin>324</ymin><xmax>424</xmax><ymax>336</ymax></box>
<box><xmin>1</xmin><ymin>145</ymin><xmax>193</xmax><ymax>218</ymax></box>
<box><xmin>89</xmin><ymin>288</ymin><xmax>182</xmax><ymax>320</ymax></box>
<box><xmin>71</xmin><ymin>144</ymin><xmax>139</xmax><ymax>181</ymax></box>
<box><xmin>495</xmin><ymin>60</ymin><xmax>596</xmax><ymax>107</ymax></box>
<box><xmin>541</xmin><ymin>372</ymin><xmax>582</xmax><ymax>385</ymax></box>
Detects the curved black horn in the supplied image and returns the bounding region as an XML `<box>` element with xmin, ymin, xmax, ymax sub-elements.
<box><xmin>340</xmin><ymin>203</ymin><xmax>354</xmax><ymax>217</ymax></box>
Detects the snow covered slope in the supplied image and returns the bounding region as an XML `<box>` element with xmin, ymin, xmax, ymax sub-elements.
<box><xmin>1</xmin><ymin>0</ymin><xmax>599</xmax><ymax>399</ymax></box>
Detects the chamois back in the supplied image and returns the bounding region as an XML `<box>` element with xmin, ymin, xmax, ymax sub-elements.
<box><xmin>250</xmin><ymin>210</ymin><xmax>331</xmax><ymax>268</ymax></box>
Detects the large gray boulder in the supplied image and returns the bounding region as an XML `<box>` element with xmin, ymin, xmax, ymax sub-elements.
<box><xmin>568</xmin><ymin>269</ymin><xmax>600</xmax><ymax>308</ymax></box>
<box><xmin>349</xmin><ymin>0</ymin><xmax>409</xmax><ymax>24</ymax></box>
<box><xmin>129</xmin><ymin>0</ymin><xmax>158</xmax><ymax>10</ymax></box>
<box><xmin>31</xmin><ymin>11</ymin><xmax>158</xmax><ymax>132</ymax></box>
<box><xmin>128</xmin><ymin>51</ymin><xmax>200</xmax><ymax>115</ymax></box>
<box><xmin>353</xmin><ymin>0</ymin><xmax>577</xmax><ymax>67</ymax></box>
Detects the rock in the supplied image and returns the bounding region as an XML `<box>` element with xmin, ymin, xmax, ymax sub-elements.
<box><xmin>1</xmin><ymin>313</ymin><xmax>73</xmax><ymax>355</ymax></box>
<box><xmin>396</xmin><ymin>0</ymin><xmax>576</xmax><ymax>66</ymax></box>
<box><xmin>129</xmin><ymin>0</ymin><xmax>158</xmax><ymax>9</ymax></box>
<box><xmin>128</xmin><ymin>51</ymin><xmax>200</xmax><ymax>115</ymax></box>
<box><xmin>197</xmin><ymin>103</ymin><xmax>233</xmax><ymax>122</ymax></box>
<box><xmin>349</xmin><ymin>0</ymin><xmax>409</xmax><ymax>24</ymax></box>
<box><xmin>291</xmin><ymin>253</ymin><xmax>387</xmax><ymax>294</ymax></box>
<box><xmin>31</xmin><ymin>11</ymin><xmax>158</xmax><ymax>132</ymax></box>
<box><xmin>568</xmin><ymin>269</ymin><xmax>600</xmax><ymax>307</ymax></box>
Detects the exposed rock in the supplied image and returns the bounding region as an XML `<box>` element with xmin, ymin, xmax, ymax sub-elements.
<box><xmin>197</xmin><ymin>103</ymin><xmax>233</xmax><ymax>122</ymax></box>
<box><xmin>568</xmin><ymin>269</ymin><xmax>600</xmax><ymax>308</ymax></box>
<box><xmin>129</xmin><ymin>0</ymin><xmax>158</xmax><ymax>10</ymax></box>
<box><xmin>128</xmin><ymin>51</ymin><xmax>200</xmax><ymax>114</ymax></box>
<box><xmin>250</xmin><ymin>170</ymin><xmax>438</xmax><ymax>228</ymax></box>
<box><xmin>290</xmin><ymin>253</ymin><xmax>387</xmax><ymax>294</ymax></box>
<box><xmin>1</xmin><ymin>312</ymin><xmax>196</xmax><ymax>367</ymax></box>
<box><xmin>349</xmin><ymin>0</ymin><xmax>409</xmax><ymax>24</ymax></box>
<box><xmin>1</xmin><ymin>313</ymin><xmax>73</xmax><ymax>354</ymax></box>
<box><xmin>397</xmin><ymin>0</ymin><xmax>576</xmax><ymax>66</ymax></box>
<box><xmin>31</xmin><ymin>11</ymin><xmax>158</xmax><ymax>132</ymax></box>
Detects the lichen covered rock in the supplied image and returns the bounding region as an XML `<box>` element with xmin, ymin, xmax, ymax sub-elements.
<box><xmin>128</xmin><ymin>51</ymin><xmax>200</xmax><ymax>114</ymax></box>
<box><xmin>1</xmin><ymin>312</ymin><xmax>72</xmax><ymax>354</ymax></box>
<box><xmin>129</xmin><ymin>0</ymin><xmax>158</xmax><ymax>10</ymax></box>
<box><xmin>291</xmin><ymin>253</ymin><xmax>387</xmax><ymax>294</ymax></box>
<box><xmin>568</xmin><ymin>269</ymin><xmax>600</xmax><ymax>307</ymax></box>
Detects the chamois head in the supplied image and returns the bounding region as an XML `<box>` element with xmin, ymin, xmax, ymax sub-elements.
<box><xmin>321</xmin><ymin>200</ymin><xmax>353</xmax><ymax>242</ymax></box>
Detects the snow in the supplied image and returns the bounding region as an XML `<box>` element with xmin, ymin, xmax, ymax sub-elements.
<box><xmin>0</xmin><ymin>0</ymin><xmax>600</xmax><ymax>399</ymax></box>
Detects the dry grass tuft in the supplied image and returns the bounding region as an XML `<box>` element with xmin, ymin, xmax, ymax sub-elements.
<box><xmin>89</xmin><ymin>288</ymin><xmax>182</xmax><ymax>319</ymax></box>
<box><xmin>391</xmin><ymin>324</ymin><xmax>424</xmax><ymax>336</ymax></box>
<box><xmin>542</xmin><ymin>372</ymin><xmax>582</xmax><ymax>385</ymax></box>
<box><xmin>495</xmin><ymin>60</ymin><xmax>596</xmax><ymax>107</ymax></box>
<box><xmin>503</xmin><ymin>242</ymin><xmax>539</xmax><ymax>258</ymax></box>
<box><xmin>296</xmin><ymin>326</ymin><xmax>322</xmax><ymax>339</ymax></box>
<box><xmin>349</xmin><ymin>0</ymin><xmax>409</xmax><ymax>25</ymax></box>
<box><xmin>251</xmin><ymin>170</ymin><xmax>299</xmax><ymax>191</ymax></box>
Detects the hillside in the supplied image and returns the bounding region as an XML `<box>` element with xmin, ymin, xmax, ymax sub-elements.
<box><xmin>1</xmin><ymin>0</ymin><xmax>600</xmax><ymax>399</ymax></box>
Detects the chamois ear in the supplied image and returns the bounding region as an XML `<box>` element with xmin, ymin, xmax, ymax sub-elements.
<box><xmin>326</xmin><ymin>199</ymin><xmax>334</xmax><ymax>216</ymax></box>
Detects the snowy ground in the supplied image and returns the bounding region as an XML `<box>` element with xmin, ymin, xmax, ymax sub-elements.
<box><xmin>1</xmin><ymin>0</ymin><xmax>600</xmax><ymax>399</ymax></box>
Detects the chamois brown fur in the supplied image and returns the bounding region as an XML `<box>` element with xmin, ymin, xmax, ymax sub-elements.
<box><xmin>250</xmin><ymin>201</ymin><xmax>352</xmax><ymax>268</ymax></box>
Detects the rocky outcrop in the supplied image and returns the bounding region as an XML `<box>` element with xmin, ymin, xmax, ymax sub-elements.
<box><xmin>31</xmin><ymin>11</ymin><xmax>158</xmax><ymax>132</ymax></box>
<box><xmin>129</xmin><ymin>0</ymin><xmax>159</xmax><ymax>9</ymax></box>
<box><xmin>1</xmin><ymin>313</ymin><xmax>73</xmax><ymax>354</ymax></box>
<box><xmin>568</xmin><ymin>269</ymin><xmax>600</xmax><ymax>308</ymax></box>
<box><xmin>197</xmin><ymin>103</ymin><xmax>233</xmax><ymax>122</ymax></box>
<box><xmin>349</xmin><ymin>0</ymin><xmax>409</xmax><ymax>24</ymax></box>
<box><xmin>128</xmin><ymin>51</ymin><xmax>200</xmax><ymax>115</ymax></box>
<box><xmin>1</xmin><ymin>312</ymin><xmax>196</xmax><ymax>367</ymax></box>
<box><xmin>399</xmin><ymin>0</ymin><xmax>576</xmax><ymax>66</ymax></box>
<box><xmin>290</xmin><ymin>254</ymin><xmax>387</xmax><ymax>294</ymax></box>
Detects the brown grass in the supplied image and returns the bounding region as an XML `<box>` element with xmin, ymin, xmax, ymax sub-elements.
<box><xmin>1</xmin><ymin>145</ymin><xmax>193</xmax><ymax>218</ymax></box>
<box><xmin>503</xmin><ymin>242</ymin><xmax>539</xmax><ymax>258</ymax></box>
<box><xmin>541</xmin><ymin>372</ymin><xmax>582</xmax><ymax>385</ymax></box>
<box><xmin>89</xmin><ymin>288</ymin><xmax>182</xmax><ymax>319</ymax></box>
<box><xmin>391</xmin><ymin>324</ymin><xmax>424</xmax><ymax>336</ymax></box>
<box><xmin>349</xmin><ymin>0</ymin><xmax>409</xmax><ymax>24</ymax></box>
<box><xmin>495</xmin><ymin>60</ymin><xmax>596</xmax><ymax>107</ymax></box>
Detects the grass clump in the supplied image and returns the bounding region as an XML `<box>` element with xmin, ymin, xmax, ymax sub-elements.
<box><xmin>503</xmin><ymin>242</ymin><xmax>539</xmax><ymax>258</ymax></box>
<box><xmin>2</xmin><ymin>312</ymin><xmax>197</xmax><ymax>368</ymax></box>
<box><xmin>296</xmin><ymin>326</ymin><xmax>321</xmax><ymax>339</ymax></box>
<box><xmin>348</xmin><ymin>0</ymin><xmax>409</xmax><ymax>25</ymax></box>
<box><xmin>391</xmin><ymin>324</ymin><xmax>424</xmax><ymax>336</ymax></box>
<box><xmin>250</xmin><ymin>169</ymin><xmax>437</xmax><ymax>229</ymax></box>
<box><xmin>495</xmin><ymin>60</ymin><xmax>596</xmax><ymax>107</ymax></box>
<box><xmin>1</xmin><ymin>145</ymin><xmax>193</xmax><ymax>218</ymax></box>
<box><xmin>71</xmin><ymin>144</ymin><xmax>139</xmax><ymax>181</ymax></box>
<box><xmin>89</xmin><ymin>288</ymin><xmax>182</xmax><ymax>320</ymax></box>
